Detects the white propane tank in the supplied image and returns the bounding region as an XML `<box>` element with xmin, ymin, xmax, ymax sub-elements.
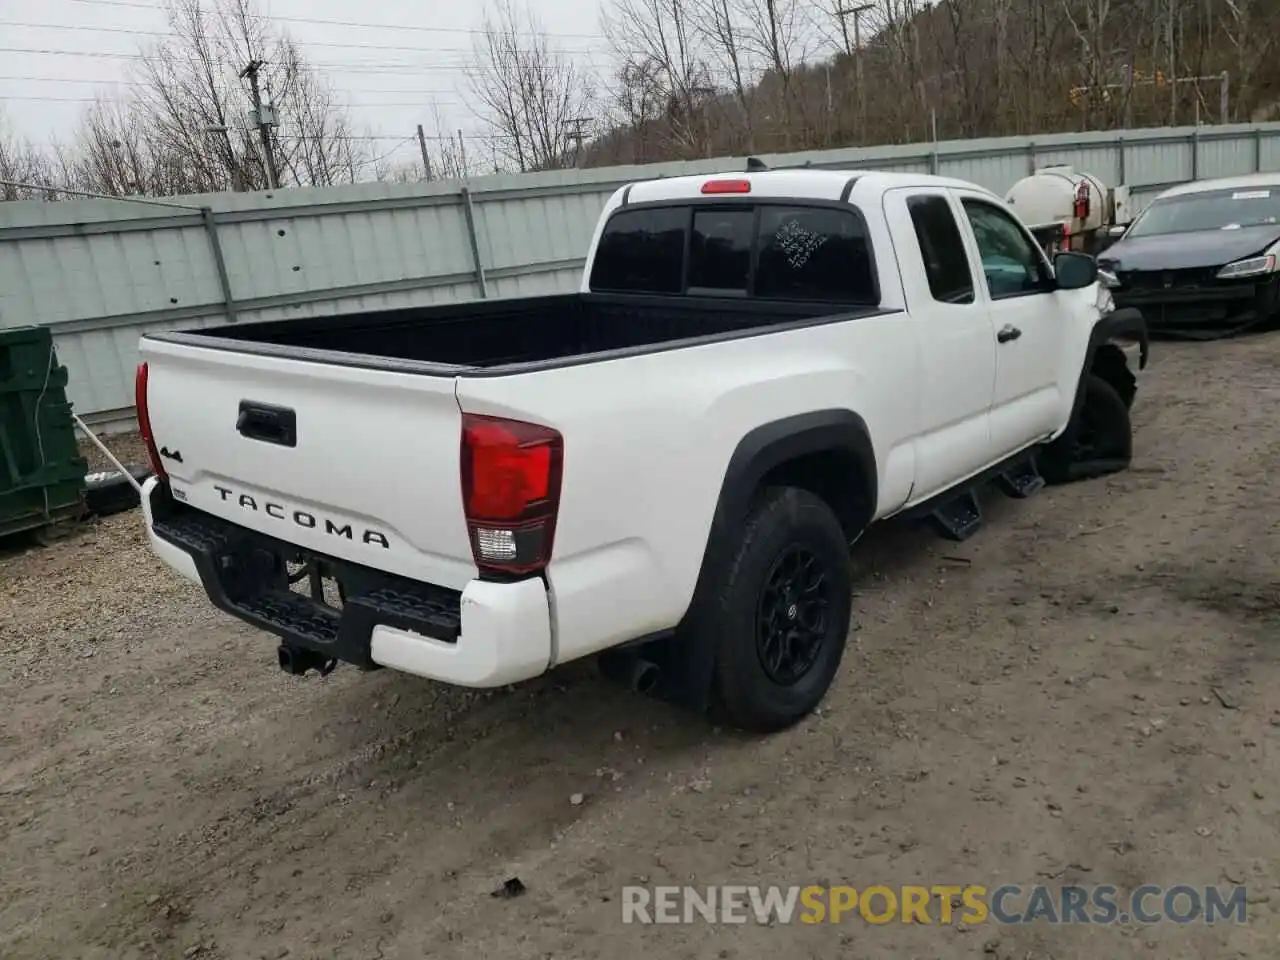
<box><xmin>1004</xmin><ymin>165</ymin><xmax>1109</xmax><ymax>250</ymax></box>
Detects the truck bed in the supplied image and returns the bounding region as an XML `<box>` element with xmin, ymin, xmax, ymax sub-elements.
<box><xmin>169</xmin><ymin>293</ymin><xmax>881</xmax><ymax>373</ymax></box>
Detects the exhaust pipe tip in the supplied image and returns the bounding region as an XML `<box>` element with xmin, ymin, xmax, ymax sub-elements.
<box><xmin>277</xmin><ymin>644</ymin><xmax>308</xmax><ymax>676</ymax></box>
<box><xmin>630</xmin><ymin>659</ymin><xmax>660</xmax><ymax>695</ymax></box>
<box><xmin>597</xmin><ymin>649</ymin><xmax>662</xmax><ymax>696</ymax></box>
<box><xmin>278</xmin><ymin>644</ymin><xmax>339</xmax><ymax>677</ymax></box>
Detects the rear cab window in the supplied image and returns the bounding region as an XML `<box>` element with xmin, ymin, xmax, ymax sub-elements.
<box><xmin>588</xmin><ymin>207</ymin><xmax>686</xmax><ymax>294</ymax></box>
<box><xmin>756</xmin><ymin>206</ymin><xmax>876</xmax><ymax>302</ymax></box>
<box><xmin>589</xmin><ymin>200</ymin><xmax>879</xmax><ymax>305</ymax></box>
<box><xmin>688</xmin><ymin>209</ymin><xmax>753</xmax><ymax>295</ymax></box>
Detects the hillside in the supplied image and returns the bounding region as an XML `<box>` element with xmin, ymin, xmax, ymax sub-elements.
<box><xmin>584</xmin><ymin>0</ymin><xmax>1280</xmax><ymax>167</ymax></box>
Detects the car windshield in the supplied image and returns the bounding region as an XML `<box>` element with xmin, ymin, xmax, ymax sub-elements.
<box><xmin>1127</xmin><ymin>186</ymin><xmax>1280</xmax><ymax>237</ymax></box>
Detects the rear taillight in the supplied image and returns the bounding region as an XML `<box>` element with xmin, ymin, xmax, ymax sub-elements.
<box><xmin>135</xmin><ymin>362</ymin><xmax>167</xmax><ymax>482</ymax></box>
<box><xmin>460</xmin><ymin>413</ymin><xmax>563</xmax><ymax>576</ymax></box>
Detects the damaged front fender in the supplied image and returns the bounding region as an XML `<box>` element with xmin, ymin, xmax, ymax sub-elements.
<box><xmin>1096</xmin><ymin>306</ymin><xmax>1150</xmax><ymax>372</ymax></box>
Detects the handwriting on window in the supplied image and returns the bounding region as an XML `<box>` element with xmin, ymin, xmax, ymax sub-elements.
<box><xmin>775</xmin><ymin>219</ymin><xmax>829</xmax><ymax>270</ymax></box>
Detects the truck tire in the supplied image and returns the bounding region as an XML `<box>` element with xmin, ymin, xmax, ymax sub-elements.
<box><xmin>1040</xmin><ymin>374</ymin><xmax>1132</xmax><ymax>485</ymax></box>
<box><xmin>708</xmin><ymin>486</ymin><xmax>853</xmax><ymax>733</ymax></box>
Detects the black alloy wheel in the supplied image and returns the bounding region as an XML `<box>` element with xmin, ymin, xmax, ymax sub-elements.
<box><xmin>756</xmin><ymin>545</ymin><xmax>831</xmax><ymax>686</ymax></box>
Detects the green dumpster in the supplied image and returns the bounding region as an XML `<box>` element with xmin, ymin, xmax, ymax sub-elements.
<box><xmin>0</xmin><ymin>326</ymin><xmax>88</xmax><ymax>539</ymax></box>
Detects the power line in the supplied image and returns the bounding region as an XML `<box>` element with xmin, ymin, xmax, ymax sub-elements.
<box><xmin>281</xmin><ymin>129</ymin><xmax>499</xmax><ymax>143</ymax></box>
<box><xmin>51</xmin><ymin>0</ymin><xmax>609</xmax><ymax>40</ymax></box>
<box><xmin>366</xmin><ymin>136</ymin><xmax>417</xmax><ymax>165</ymax></box>
<box><xmin>0</xmin><ymin>45</ymin><xmax>605</xmax><ymax>74</ymax></box>
<box><xmin>0</xmin><ymin>94</ymin><xmax>131</xmax><ymax>103</ymax></box>
<box><xmin>0</xmin><ymin>20</ymin><xmax>602</xmax><ymax>57</ymax></box>
<box><xmin>0</xmin><ymin>74</ymin><xmax>139</xmax><ymax>85</ymax></box>
<box><xmin>1</xmin><ymin>94</ymin><xmax>466</xmax><ymax>107</ymax></box>
<box><xmin>0</xmin><ymin>75</ymin><xmax>461</xmax><ymax>97</ymax></box>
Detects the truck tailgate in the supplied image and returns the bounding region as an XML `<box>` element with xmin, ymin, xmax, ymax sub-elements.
<box><xmin>139</xmin><ymin>337</ymin><xmax>477</xmax><ymax>591</ymax></box>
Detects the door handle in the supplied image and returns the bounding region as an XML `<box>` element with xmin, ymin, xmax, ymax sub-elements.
<box><xmin>237</xmin><ymin>400</ymin><xmax>297</xmax><ymax>447</ymax></box>
<box><xmin>997</xmin><ymin>324</ymin><xmax>1022</xmax><ymax>344</ymax></box>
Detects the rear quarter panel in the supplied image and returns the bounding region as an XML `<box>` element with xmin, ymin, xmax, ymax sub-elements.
<box><xmin>457</xmin><ymin>314</ymin><xmax>918</xmax><ymax>666</ymax></box>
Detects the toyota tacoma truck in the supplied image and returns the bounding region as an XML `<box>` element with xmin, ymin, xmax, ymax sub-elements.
<box><xmin>136</xmin><ymin>168</ymin><xmax>1147</xmax><ymax>733</ymax></box>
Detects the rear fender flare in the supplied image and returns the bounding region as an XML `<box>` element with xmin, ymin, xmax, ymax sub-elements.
<box><xmin>657</xmin><ymin>409</ymin><xmax>877</xmax><ymax>709</ymax></box>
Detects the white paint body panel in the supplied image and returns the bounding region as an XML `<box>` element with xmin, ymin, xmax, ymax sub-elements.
<box><xmin>370</xmin><ymin>577</ymin><xmax>553</xmax><ymax>687</ymax></box>
<box><xmin>141</xmin><ymin>169</ymin><xmax>1112</xmax><ymax>687</ymax></box>
<box><xmin>141</xmin><ymin>476</ymin><xmax>200</xmax><ymax>584</ymax></box>
<box><xmin>142</xmin><ymin>337</ymin><xmax>477</xmax><ymax>592</ymax></box>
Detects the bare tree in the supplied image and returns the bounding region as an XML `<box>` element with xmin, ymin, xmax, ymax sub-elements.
<box><xmin>733</xmin><ymin>0</ymin><xmax>813</xmax><ymax>148</ymax></box>
<box><xmin>54</xmin><ymin>0</ymin><xmax>367</xmax><ymax>197</ymax></box>
<box><xmin>373</xmin><ymin>106</ymin><xmax>475</xmax><ymax>184</ymax></box>
<box><xmin>0</xmin><ymin>112</ymin><xmax>58</xmax><ymax>200</ymax></box>
<box><xmin>1220</xmin><ymin>0</ymin><xmax>1279</xmax><ymax>122</ymax></box>
<box><xmin>603</xmin><ymin>0</ymin><xmax>717</xmax><ymax>156</ymax></box>
<box><xmin>11</xmin><ymin>0</ymin><xmax>1280</xmax><ymax>193</ymax></box>
<box><xmin>1059</xmin><ymin>0</ymin><xmax>1123</xmax><ymax>130</ymax></box>
<box><xmin>468</xmin><ymin>0</ymin><xmax>595</xmax><ymax>172</ymax></box>
<box><xmin>67</xmin><ymin>101</ymin><xmax>163</xmax><ymax>196</ymax></box>
<box><xmin>691</xmin><ymin>0</ymin><xmax>758</xmax><ymax>151</ymax></box>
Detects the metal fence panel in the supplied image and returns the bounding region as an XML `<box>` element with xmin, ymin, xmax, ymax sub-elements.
<box><xmin>2</xmin><ymin>122</ymin><xmax>1279</xmax><ymax>430</ymax></box>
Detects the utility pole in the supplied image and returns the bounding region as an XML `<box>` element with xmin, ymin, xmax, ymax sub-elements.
<box><xmin>1121</xmin><ymin>64</ymin><xmax>1134</xmax><ymax>128</ymax></box>
<box><xmin>825</xmin><ymin>65</ymin><xmax>833</xmax><ymax>144</ymax></box>
<box><xmin>416</xmin><ymin>124</ymin><xmax>433</xmax><ymax>180</ymax></box>
<box><xmin>564</xmin><ymin>117</ymin><xmax>592</xmax><ymax>167</ymax></box>
<box><xmin>1166</xmin><ymin>0</ymin><xmax>1177</xmax><ymax>124</ymax></box>
<box><xmin>837</xmin><ymin>4</ymin><xmax>874</xmax><ymax>140</ymax></box>
<box><xmin>239</xmin><ymin>59</ymin><xmax>279</xmax><ymax>189</ymax></box>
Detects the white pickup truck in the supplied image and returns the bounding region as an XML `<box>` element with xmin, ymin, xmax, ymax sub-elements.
<box><xmin>136</xmin><ymin>168</ymin><xmax>1147</xmax><ymax>732</ymax></box>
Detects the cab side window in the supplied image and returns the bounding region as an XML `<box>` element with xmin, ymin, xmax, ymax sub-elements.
<box><xmin>907</xmin><ymin>195</ymin><xmax>975</xmax><ymax>304</ymax></box>
<box><xmin>961</xmin><ymin>199</ymin><xmax>1051</xmax><ymax>299</ymax></box>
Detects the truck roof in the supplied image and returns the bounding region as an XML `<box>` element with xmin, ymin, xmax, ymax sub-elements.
<box><xmin>621</xmin><ymin>168</ymin><xmax>1004</xmax><ymax>207</ymax></box>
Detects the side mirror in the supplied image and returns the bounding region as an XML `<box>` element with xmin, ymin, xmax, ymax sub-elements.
<box><xmin>1054</xmin><ymin>251</ymin><xmax>1098</xmax><ymax>290</ymax></box>
<box><xmin>1107</xmin><ymin>224</ymin><xmax>1127</xmax><ymax>238</ymax></box>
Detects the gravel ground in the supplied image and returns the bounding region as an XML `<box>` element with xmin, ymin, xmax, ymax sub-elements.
<box><xmin>77</xmin><ymin>430</ymin><xmax>150</xmax><ymax>475</ymax></box>
<box><xmin>3</xmin><ymin>337</ymin><xmax>1280</xmax><ymax>959</ymax></box>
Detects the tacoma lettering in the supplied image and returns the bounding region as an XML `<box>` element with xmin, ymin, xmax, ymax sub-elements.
<box><xmin>211</xmin><ymin>485</ymin><xmax>389</xmax><ymax>549</ymax></box>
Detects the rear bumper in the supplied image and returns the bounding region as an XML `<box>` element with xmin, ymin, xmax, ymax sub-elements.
<box><xmin>141</xmin><ymin>478</ymin><xmax>552</xmax><ymax>687</ymax></box>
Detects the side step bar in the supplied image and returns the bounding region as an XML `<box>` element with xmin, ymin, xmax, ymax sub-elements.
<box><xmin>928</xmin><ymin>457</ymin><xmax>1045</xmax><ymax>542</ymax></box>
<box><xmin>998</xmin><ymin>459</ymin><xmax>1046</xmax><ymax>499</ymax></box>
<box><xmin>931</xmin><ymin>490</ymin><xmax>984</xmax><ymax>541</ymax></box>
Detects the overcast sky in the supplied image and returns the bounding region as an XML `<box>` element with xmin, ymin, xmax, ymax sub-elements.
<box><xmin>0</xmin><ymin>0</ymin><xmax>609</xmax><ymax>170</ymax></box>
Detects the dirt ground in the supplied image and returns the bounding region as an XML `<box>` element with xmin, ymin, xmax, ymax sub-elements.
<box><xmin>3</xmin><ymin>335</ymin><xmax>1280</xmax><ymax>960</ymax></box>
